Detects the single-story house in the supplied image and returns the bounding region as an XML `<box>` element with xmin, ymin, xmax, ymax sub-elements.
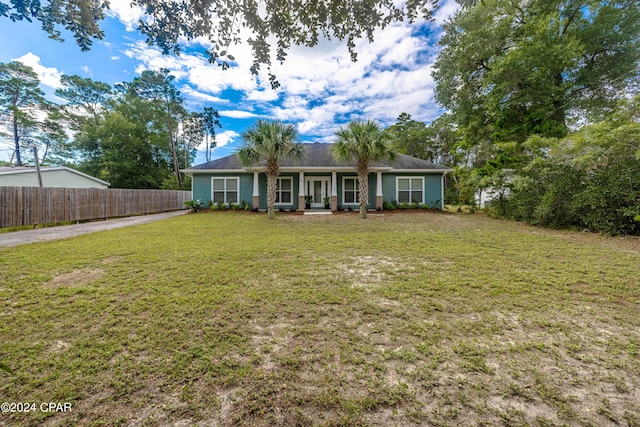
<box><xmin>0</xmin><ymin>166</ymin><xmax>110</xmax><ymax>189</ymax></box>
<box><xmin>182</xmin><ymin>143</ymin><xmax>452</xmax><ymax>211</ymax></box>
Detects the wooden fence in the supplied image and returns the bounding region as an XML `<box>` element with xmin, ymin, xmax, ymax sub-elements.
<box><xmin>0</xmin><ymin>187</ymin><xmax>192</xmax><ymax>228</ymax></box>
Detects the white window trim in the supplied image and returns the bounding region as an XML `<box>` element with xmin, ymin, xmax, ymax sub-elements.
<box><xmin>396</xmin><ymin>176</ymin><xmax>424</xmax><ymax>204</ymax></box>
<box><xmin>211</xmin><ymin>177</ymin><xmax>240</xmax><ymax>204</ymax></box>
<box><xmin>275</xmin><ymin>176</ymin><xmax>294</xmax><ymax>205</ymax></box>
<box><xmin>342</xmin><ymin>176</ymin><xmax>360</xmax><ymax>205</ymax></box>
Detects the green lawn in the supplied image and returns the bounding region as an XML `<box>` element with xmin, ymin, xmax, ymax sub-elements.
<box><xmin>1</xmin><ymin>212</ymin><xmax>639</xmax><ymax>426</ymax></box>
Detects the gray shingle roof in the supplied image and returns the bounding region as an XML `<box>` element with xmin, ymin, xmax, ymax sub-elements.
<box><xmin>185</xmin><ymin>142</ymin><xmax>450</xmax><ymax>171</ymax></box>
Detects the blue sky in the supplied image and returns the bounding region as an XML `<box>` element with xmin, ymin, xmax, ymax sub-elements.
<box><xmin>0</xmin><ymin>0</ymin><xmax>460</xmax><ymax>165</ymax></box>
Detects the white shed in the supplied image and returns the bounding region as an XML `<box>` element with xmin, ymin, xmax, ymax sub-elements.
<box><xmin>0</xmin><ymin>166</ymin><xmax>110</xmax><ymax>189</ymax></box>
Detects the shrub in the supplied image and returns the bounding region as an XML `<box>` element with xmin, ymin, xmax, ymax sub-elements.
<box><xmin>184</xmin><ymin>199</ymin><xmax>204</xmax><ymax>212</ymax></box>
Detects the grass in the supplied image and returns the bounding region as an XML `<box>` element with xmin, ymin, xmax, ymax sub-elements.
<box><xmin>1</xmin><ymin>211</ymin><xmax>639</xmax><ymax>426</ymax></box>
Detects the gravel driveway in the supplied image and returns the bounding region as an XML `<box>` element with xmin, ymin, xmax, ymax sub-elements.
<box><xmin>0</xmin><ymin>210</ymin><xmax>188</xmax><ymax>248</ymax></box>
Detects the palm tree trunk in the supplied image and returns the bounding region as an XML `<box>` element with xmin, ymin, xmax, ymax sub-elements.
<box><xmin>357</xmin><ymin>164</ymin><xmax>369</xmax><ymax>219</ymax></box>
<box><xmin>266</xmin><ymin>161</ymin><xmax>279</xmax><ymax>219</ymax></box>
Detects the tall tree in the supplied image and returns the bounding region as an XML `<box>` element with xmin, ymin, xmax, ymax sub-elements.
<box><xmin>386</xmin><ymin>113</ymin><xmax>463</xmax><ymax>167</ymax></box>
<box><xmin>55</xmin><ymin>74</ymin><xmax>112</xmax><ymax>129</ymax></box>
<box><xmin>74</xmin><ymin>96</ymin><xmax>173</xmax><ymax>189</ymax></box>
<box><xmin>422</xmin><ymin>113</ymin><xmax>462</xmax><ymax>167</ymax></box>
<box><xmin>385</xmin><ymin>113</ymin><xmax>429</xmax><ymax>160</ymax></box>
<box><xmin>1</xmin><ymin>0</ymin><xmax>437</xmax><ymax>88</ymax></box>
<box><xmin>332</xmin><ymin>120</ymin><xmax>395</xmax><ymax>219</ymax></box>
<box><xmin>237</xmin><ymin>120</ymin><xmax>304</xmax><ymax>219</ymax></box>
<box><xmin>125</xmin><ymin>69</ymin><xmax>186</xmax><ymax>188</ymax></box>
<box><xmin>0</xmin><ymin>61</ymin><xmax>47</xmax><ymax>166</ymax></box>
<box><xmin>200</xmin><ymin>107</ymin><xmax>222</xmax><ymax>163</ymax></box>
<box><xmin>183</xmin><ymin>106</ymin><xmax>222</xmax><ymax>164</ymax></box>
<box><xmin>38</xmin><ymin>110</ymin><xmax>69</xmax><ymax>164</ymax></box>
<box><xmin>434</xmin><ymin>0</ymin><xmax>640</xmax><ymax>145</ymax></box>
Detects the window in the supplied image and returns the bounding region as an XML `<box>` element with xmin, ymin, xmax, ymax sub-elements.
<box><xmin>275</xmin><ymin>177</ymin><xmax>293</xmax><ymax>204</ymax></box>
<box><xmin>212</xmin><ymin>177</ymin><xmax>239</xmax><ymax>204</ymax></box>
<box><xmin>397</xmin><ymin>177</ymin><xmax>423</xmax><ymax>204</ymax></box>
<box><xmin>343</xmin><ymin>177</ymin><xmax>360</xmax><ymax>204</ymax></box>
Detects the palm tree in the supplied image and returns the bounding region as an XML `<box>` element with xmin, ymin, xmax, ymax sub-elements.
<box><xmin>237</xmin><ymin>120</ymin><xmax>304</xmax><ymax>219</ymax></box>
<box><xmin>332</xmin><ymin>120</ymin><xmax>395</xmax><ymax>219</ymax></box>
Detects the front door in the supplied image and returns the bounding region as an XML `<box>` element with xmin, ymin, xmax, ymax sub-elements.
<box><xmin>305</xmin><ymin>177</ymin><xmax>330</xmax><ymax>208</ymax></box>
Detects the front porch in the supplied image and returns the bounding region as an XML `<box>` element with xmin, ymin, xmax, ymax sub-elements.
<box><xmin>250</xmin><ymin>170</ymin><xmax>385</xmax><ymax>212</ymax></box>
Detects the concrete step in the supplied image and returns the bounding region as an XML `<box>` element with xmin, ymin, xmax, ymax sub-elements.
<box><xmin>303</xmin><ymin>210</ymin><xmax>333</xmax><ymax>215</ymax></box>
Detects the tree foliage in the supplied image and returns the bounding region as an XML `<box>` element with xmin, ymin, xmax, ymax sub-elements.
<box><xmin>121</xmin><ymin>69</ymin><xmax>186</xmax><ymax>188</ymax></box>
<box><xmin>55</xmin><ymin>74</ymin><xmax>113</xmax><ymax>129</ymax></box>
<box><xmin>386</xmin><ymin>112</ymin><xmax>462</xmax><ymax>167</ymax></box>
<box><xmin>0</xmin><ymin>61</ymin><xmax>52</xmax><ymax>166</ymax></box>
<box><xmin>433</xmin><ymin>0</ymin><xmax>640</xmax><ymax>144</ymax></box>
<box><xmin>496</xmin><ymin>95</ymin><xmax>640</xmax><ymax>235</ymax></box>
<box><xmin>193</xmin><ymin>106</ymin><xmax>222</xmax><ymax>163</ymax></box>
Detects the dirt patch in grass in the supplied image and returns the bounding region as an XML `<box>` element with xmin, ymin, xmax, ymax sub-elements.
<box><xmin>339</xmin><ymin>255</ymin><xmax>408</xmax><ymax>288</ymax></box>
<box><xmin>43</xmin><ymin>267</ymin><xmax>105</xmax><ymax>288</ymax></box>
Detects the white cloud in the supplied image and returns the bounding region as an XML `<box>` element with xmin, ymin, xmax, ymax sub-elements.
<box><xmin>124</xmin><ymin>40</ymin><xmax>260</xmax><ymax>95</ymax></box>
<box><xmin>219</xmin><ymin>110</ymin><xmax>261</xmax><ymax>119</ymax></box>
<box><xmin>111</xmin><ymin>56</ymin><xmax>120</xmax><ymax>61</ymax></box>
<box><xmin>246</xmin><ymin>89</ymin><xmax>279</xmax><ymax>102</ymax></box>
<box><xmin>214</xmin><ymin>130</ymin><xmax>240</xmax><ymax>149</ymax></box>
<box><xmin>181</xmin><ymin>86</ymin><xmax>229</xmax><ymax>105</ymax></box>
<box><xmin>81</xmin><ymin>65</ymin><xmax>92</xmax><ymax>75</ymax></box>
<box><xmin>106</xmin><ymin>0</ymin><xmax>146</xmax><ymax>31</ymax></box>
<box><xmin>13</xmin><ymin>53</ymin><xmax>63</xmax><ymax>88</ymax></box>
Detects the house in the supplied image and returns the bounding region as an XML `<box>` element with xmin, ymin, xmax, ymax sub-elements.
<box><xmin>182</xmin><ymin>143</ymin><xmax>452</xmax><ymax>211</ymax></box>
<box><xmin>0</xmin><ymin>166</ymin><xmax>110</xmax><ymax>189</ymax></box>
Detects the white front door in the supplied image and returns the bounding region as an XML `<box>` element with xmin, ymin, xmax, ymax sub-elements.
<box><xmin>305</xmin><ymin>177</ymin><xmax>330</xmax><ymax>208</ymax></box>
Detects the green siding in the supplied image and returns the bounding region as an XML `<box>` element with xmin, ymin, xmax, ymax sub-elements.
<box><xmin>382</xmin><ymin>173</ymin><xmax>444</xmax><ymax>208</ymax></box>
<box><xmin>258</xmin><ymin>172</ymin><xmax>300</xmax><ymax>210</ymax></box>
<box><xmin>336</xmin><ymin>172</ymin><xmax>376</xmax><ymax>209</ymax></box>
<box><xmin>423</xmin><ymin>174</ymin><xmax>443</xmax><ymax>208</ymax></box>
<box><xmin>191</xmin><ymin>173</ymin><xmax>253</xmax><ymax>205</ymax></box>
<box><xmin>382</xmin><ymin>174</ymin><xmax>397</xmax><ymax>204</ymax></box>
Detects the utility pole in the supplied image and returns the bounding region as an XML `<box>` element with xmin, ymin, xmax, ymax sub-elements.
<box><xmin>33</xmin><ymin>147</ymin><xmax>43</xmax><ymax>187</ymax></box>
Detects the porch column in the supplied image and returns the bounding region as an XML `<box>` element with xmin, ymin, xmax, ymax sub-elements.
<box><xmin>298</xmin><ymin>171</ymin><xmax>305</xmax><ymax>211</ymax></box>
<box><xmin>331</xmin><ymin>171</ymin><xmax>338</xmax><ymax>211</ymax></box>
<box><xmin>252</xmin><ymin>172</ymin><xmax>260</xmax><ymax>210</ymax></box>
<box><xmin>376</xmin><ymin>171</ymin><xmax>383</xmax><ymax>211</ymax></box>
<box><xmin>441</xmin><ymin>173</ymin><xmax>445</xmax><ymax>210</ymax></box>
